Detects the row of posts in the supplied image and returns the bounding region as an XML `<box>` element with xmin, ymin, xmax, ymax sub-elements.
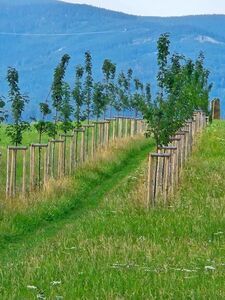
<box><xmin>146</xmin><ymin>111</ymin><xmax>208</xmax><ymax>207</ymax></box>
<box><xmin>5</xmin><ymin>117</ymin><xmax>145</xmax><ymax>198</ymax></box>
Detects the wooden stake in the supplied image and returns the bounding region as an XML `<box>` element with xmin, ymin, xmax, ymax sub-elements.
<box><xmin>163</xmin><ymin>156</ymin><xmax>170</xmax><ymax>205</ymax></box>
<box><xmin>10</xmin><ymin>150</ymin><xmax>15</xmax><ymax>197</ymax></box>
<box><xmin>43</xmin><ymin>146</ymin><xmax>48</xmax><ymax>187</ymax></box>
<box><xmin>6</xmin><ymin>147</ymin><xmax>10</xmax><ymax>198</ymax></box>
<box><xmin>147</xmin><ymin>153</ymin><xmax>154</xmax><ymax>208</ymax></box>
<box><xmin>22</xmin><ymin>149</ymin><xmax>26</xmax><ymax>196</ymax></box>
<box><xmin>81</xmin><ymin>129</ymin><xmax>85</xmax><ymax>163</ymax></box>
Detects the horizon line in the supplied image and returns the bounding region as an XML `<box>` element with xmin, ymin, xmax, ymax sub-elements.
<box><xmin>57</xmin><ymin>1</ymin><xmax>225</xmax><ymax>18</ymax></box>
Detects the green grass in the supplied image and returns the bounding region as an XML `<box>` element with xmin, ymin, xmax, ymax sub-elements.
<box><xmin>1</xmin><ymin>121</ymin><xmax>225</xmax><ymax>299</ymax></box>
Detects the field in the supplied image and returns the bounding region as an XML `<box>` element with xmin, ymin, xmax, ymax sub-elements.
<box><xmin>0</xmin><ymin>121</ymin><xmax>225</xmax><ymax>298</ymax></box>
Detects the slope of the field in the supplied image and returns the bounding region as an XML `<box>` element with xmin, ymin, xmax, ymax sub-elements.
<box><xmin>0</xmin><ymin>0</ymin><xmax>225</xmax><ymax>117</ymax></box>
<box><xmin>0</xmin><ymin>121</ymin><xmax>225</xmax><ymax>298</ymax></box>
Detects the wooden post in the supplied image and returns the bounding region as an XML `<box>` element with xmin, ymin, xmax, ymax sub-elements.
<box><xmin>47</xmin><ymin>141</ymin><xmax>51</xmax><ymax>178</ymax></box>
<box><xmin>69</xmin><ymin>135</ymin><xmax>75</xmax><ymax>174</ymax></box>
<box><xmin>105</xmin><ymin>121</ymin><xmax>110</xmax><ymax>147</ymax></box>
<box><xmin>163</xmin><ymin>155</ymin><xmax>170</xmax><ymax>205</ymax></box>
<box><xmin>30</xmin><ymin>145</ymin><xmax>35</xmax><ymax>191</ymax></box>
<box><xmin>137</xmin><ymin>119</ymin><xmax>142</xmax><ymax>134</ymax></box>
<box><xmin>125</xmin><ymin>118</ymin><xmax>129</xmax><ymax>137</ymax></box>
<box><xmin>6</xmin><ymin>147</ymin><xmax>10</xmax><ymax>198</ymax></box>
<box><xmin>118</xmin><ymin>118</ymin><xmax>123</xmax><ymax>138</ymax></box>
<box><xmin>22</xmin><ymin>149</ymin><xmax>26</xmax><ymax>196</ymax></box>
<box><xmin>112</xmin><ymin>119</ymin><xmax>116</xmax><ymax>141</ymax></box>
<box><xmin>186</xmin><ymin>121</ymin><xmax>193</xmax><ymax>154</ymax></box>
<box><xmin>58</xmin><ymin>140</ymin><xmax>65</xmax><ymax>178</ymax></box>
<box><xmin>30</xmin><ymin>144</ymin><xmax>48</xmax><ymax>191</ymax></box>
<box><xmin>91</xmin><ymin>126</ymin><xmax>95</xmax><ymax>159</ymax></box>
<box><xmin>178</xmin><ymin>130</ymin><xmax>189</xmax><ymax>163</ymax></box>
<box><xmin>60</xmin><ymin>134</ymin><xmax>74</xmax><ymax>175</ymax></box>
<box><xmin>147</xmin><ymin>153</ymin><xmax>157</xmax><ymax>207</ymax></box>
<box><xmin>158</xmin><ymin>146</ymin><xmax>177</xmax><ymax>197</ymax></box>
<box><xmin>48</xmin><ymin>140</ymin><xmax>65</xmax><ymax>179</ymax></box>
<box><xmin>147</xmin><ymin>153</ymin><xmax>154</xmax><ymax>208</ymax></box>
<box><xmin>73</xmin><ymin>129</ymin><xmax>83</xmax><ymax>167</ymax></box>
<box><xmin>170</xmin><ymin>137</ymin><xmax>181</xmax><ymax>185</ymax></box>
<box><xmin>131</xmin><ymin>119</ymin><xmax>135</xmax><ymax>137</ymax></box>
<box><xmin>176</xmin><ymin>132</ymin><xmax>185</xmax><ymax>171</ymax></box>
<box><xmin>148</xmin><ymin>153</ymin><xmax>171</xmax><ymax>206</ymax></box>
<box><xmin>80</xmin><ymin>129</ymin><xmax>86</xmax><ymax>164</ymax></box>
<box><xmin>98</xmin><ymin>123</ymin><xmax>102</xmax><ymax>147</ymax></box>
<box><xmin>43</xmin><ymin>146</ymin><xmax>48</xmax><ymax>187</ymax></box>
<box><xmin>192</xmin><ymin>119</ymin><xmax>196</xmax><ymax>140</ymax></box>
<box><xmin>50</xmin><ymin>141</ymin><xmax>54</xmax><ymax>178</ymax></box>
<box><xmin>10</xmin><ymin>150</ymin><xmax>15</xmax><ymax>197</ymax></box>
<box><xmin>211</xmin><ymin>98</ymin><xmax>220</xmax><ymax>120</ymax></box>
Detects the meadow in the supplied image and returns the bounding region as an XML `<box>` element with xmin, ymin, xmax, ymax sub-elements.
<box><xmin>0</xmin><ymin>121</ymin><xmax>224</xmax><ymax>298</ymax></box>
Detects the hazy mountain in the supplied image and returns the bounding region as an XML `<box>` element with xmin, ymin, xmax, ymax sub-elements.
<box><xmin>0</xmin><ymin>0</ymin><xmax>224</xmax><ymax>118</ymax></box>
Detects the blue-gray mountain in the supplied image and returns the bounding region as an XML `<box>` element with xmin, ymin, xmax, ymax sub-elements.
<box><xmin>0</xmin><ymin>0</ymin><xmax>224</xmax><ymax>118</ymax></box>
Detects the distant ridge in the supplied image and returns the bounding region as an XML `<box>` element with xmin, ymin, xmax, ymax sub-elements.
<box><xmin>0</xmin><ymin>0</ymin><xmax>54</xmax><ymax>5</ymax></box>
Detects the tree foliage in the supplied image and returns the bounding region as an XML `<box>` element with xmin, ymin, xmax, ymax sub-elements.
<box><xmin>0</xmin><ymin>35</ymin><xmax>212</xmax><ymax>148</ymax></box>
<box><xmin>84</xmin><ymin>51</ymin><xmax>93</xmax><ymax>124</ymax></box>
<box><xmin>141</xmin><ymin>33</ymin><xmax>212</xmax><ymax>146</ymax></box>
<box><xmin>72</xmin><ymin>65</ymin><xmax>84</xmax><ymax>128</ymax></box>
<box><xmin>6</xmin><ymin>67</ymin><xmax>30</xmax><ymax>145</ymax></box>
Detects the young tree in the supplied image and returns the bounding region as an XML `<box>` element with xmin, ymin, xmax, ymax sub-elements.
<box><xmin>6</xmin><ymin>67</ymin><xmax>30</xmax><ymax>145</ymax></box>
<box><xmin>59</xmin><ymin>82</ymin><xmax>73</xmax><ymax>134</ymax></box>
<box><xmin>127</xmin><ymin>68</ymin><xmax>133</xmax><ymax>113</ymax></box>
<box><xmin>92</xmin><ymin>82</ymin><xmax>105</xmax><ymax>121</ymax></box>
<box><xmin>150</xmin><ymin>33</ymin><xmax>171</xmax><ymax>146</ymax></box>
<box><xmin>72</xmin><ymin>65</ymin><xmax>84</xmax><ymax>128</ymax></box>
<box><xmin>84</xmin><ymin>51</ymin><xmax>93</xmax><ymax>124</ymax></box>
<box><xmin>142</xmin><ymin>34</ymin><xmax>212</xmax><ymax>147</ymax></box>
<box><xmin>51</xmin><ymin>54</ymin><xmax>70</xmax><ymax>137</ymax></box>
<box><xmin>33</xmin><ymin>102</ymin><xmax>52</xmax><ymax>189</ymax></box>
<box><xmin>0</xmin><ymin>96</ymin><xmax>6</xmax><ymax>123</ymax></box>
<box><xmin>102</xmin><ymin>59</ymin><xmax>116</xmax><ymax>118</ymax></box>
<box><xmin>84</xmin><ymin>51</ymin><xmax>93</xmax><ymax>154</ymax></box>
<box><xmin>0</xmin><ymin>96</ymin><xmax>7</xmax><ymax>142</ymax></box>
<box><xmin>157</xmin><ymin>33</ymin><xmax>170</xmax><ymax>99</ymax></box>
<box><xmin>34</xmin><ymin>102</ymin><xmax>52</xmax><ymax>144</ymax></box>
<box><xmin>136</xmin><ymin>82</ymin><xmax>152</xmax><ymax>118</ymax></box>
<box><xmin>145</xmin><ymin>83</ymin><xmax>152</xmax><ymax>106</ymax></box>
<box><xmin>72</xmin><ymin>65</ymin><xmax>85</xmax><ymax>163</ymax></box>
<box><xmin>141</xmin><ymin>34</ymin><xmax>176</xmax><ymax>146</ymax></box>
<box><xmin>193</xmin><ymin>52</ymin><xmax>212</xmax><ymax>113</ymax></box>
<box><xmin>131</xmin><ymin>78</ymin><xmax>145</xmax><ymax>118</ymax></box>
<box><xmin>116</xmin><ymin>71</ymin><xmax>128</xmax><ymax>116</ymax></box>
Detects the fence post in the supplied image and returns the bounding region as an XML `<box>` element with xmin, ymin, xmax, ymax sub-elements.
<box><xmin>6</xmin><ymin>147</ymin><xmax>10</xmax><ymax>198</ymax></box>
<box><xmin>80</xmin><ymin>128</ymin><xmax>86</xmax><ymax>164</ymax></box>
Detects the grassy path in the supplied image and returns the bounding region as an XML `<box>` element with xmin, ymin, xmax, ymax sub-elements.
<box><xmin>0</xmin><ymin>137</ymin><xmax>154</xmax><ymax>299</ymax></box>
<box><xmin>2</xmin><ymin>121</ymin><xmax>225</xmax><ymax>299</ymax></box>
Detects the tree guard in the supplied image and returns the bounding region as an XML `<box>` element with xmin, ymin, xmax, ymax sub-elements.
<box><xmin>30</xmin><ymin>144</ymin><xmax>48</xmax><ymax>192</ymax></box>
<box><xmin>6</xmin><ymin>146</ymin><xmax>28</xmax><ymax>198</ymax></box>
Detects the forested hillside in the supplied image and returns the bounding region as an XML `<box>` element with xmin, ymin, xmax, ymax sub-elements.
<box><xmin>0</xmin><ymin>0</ymin><xmax>225</xmax><ymax>117</ymax></box>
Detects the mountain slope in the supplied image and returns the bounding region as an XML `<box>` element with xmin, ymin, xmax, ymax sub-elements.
<box><xmin>0</xmin><ymin>1</ymin><xmax>224</xmax><ymax>117</ymax></box>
